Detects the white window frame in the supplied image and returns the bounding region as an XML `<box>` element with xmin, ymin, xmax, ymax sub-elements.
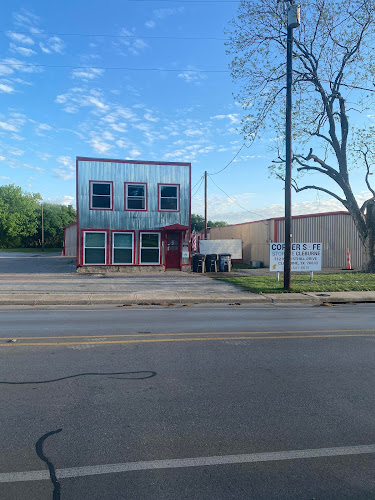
<box><xmin>112</xmin><ymin>231</ymin><xmax>134</xmax><ymax>265</ymax></box>
<box><xmin>125</xmin><ymin>183</ymin><xmax>147</xmax><ymax>211</ymax></box>
<box><xmin>158</xmin><ymin>184</ymin><xmax>180</xmax><ymax>212</ymax></box>
<box><xmin>83</xmin><ymin>231</ymin><xmax>107</xmax><ymax>265</ymax></box>
<box><xmin>90</xmin><ymin>181</ymin><xmax>113</xmax><ymax>210</ymax></box>
<box><xmin>140</xmin><ymin>232</ymin><xmax>161</xmax><ymax>265</ymax></box>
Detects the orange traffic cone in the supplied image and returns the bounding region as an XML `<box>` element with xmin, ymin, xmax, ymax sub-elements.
<box><xmin>346</xmin><ymin>248</ymin><xmax>352</xmax><ymax>270</ymax></box>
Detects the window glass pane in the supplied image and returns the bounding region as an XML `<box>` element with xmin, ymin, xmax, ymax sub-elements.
<box><xmin>161</xmin><ymin>198</ymin><xmax>177</xmax><ymax>210</ymax></box>
<box><xmin>93</xmin><ymin>183</ymin><xmax>110</xmax><ymax>195</ymax></box>
<box><xmin>85</xmin><ymin>248</ymin><xmax>105</xmax><ymax>264</ymax></box>
<box><xmin>114</xmin><ymin>248</ymin><xmax>132</xmax><ymax>264</ymax></box>
<box><xmin>141</xmin><ymin>248</ymin><xmax>159</xmax><ymax>263</ymax></box>
<box><xmin>85</xmin><ymin>232</ymin><xmax>105</xmax><ymax>247</ymax></box>
<box><xmin>161</xmin><ymin>186</ymin><xmax>177</xmax><ymax>198</ymax></box>
<box><xmin>92</xmin><ymin>195</ymin><xmax>111</xmax><ymax>208</ymax></box>
<box><xmin>114</xmin><ymin>233</ymin><xmax>133</xmax><ymax>248</ymax></box>
<box><xmin>141</xmin><ymin>234</ymin><xmax>159</xmax><ymax>248</ymax></box>
<box><xmin>128</xmin><ymin>185</ymin><xmax>144</xmax><ymax>197</ymax></box>
<box><xmin>127</xmin><ymin>198</ymin><xmax>145</xmax><ymax>210</ymax></box>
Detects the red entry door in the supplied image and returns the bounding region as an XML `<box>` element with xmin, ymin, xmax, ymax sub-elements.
<box><xmin>166</xmin><ymin>232</ymin><xmax>180</xmax><ymax>269</ymax></box>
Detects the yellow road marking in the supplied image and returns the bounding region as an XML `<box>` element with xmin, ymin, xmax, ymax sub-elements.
<box><xmin>1</xmin><ymin>328</ymin><xmax>374</xmax><ymax>341</ymax></box>
<box><xmin>1</xmin><ymin>333</ymin><xmax>375</xmax><ymax>346</ymax></box>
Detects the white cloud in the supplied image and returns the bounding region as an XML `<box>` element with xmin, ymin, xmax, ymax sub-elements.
<box><xmin>177</xmin><ymin>71</ymin><xmax>207</xmax><ymax>85</ymax></box>
<box><xmin>47</xmin><ymin>195</ymin><xmax>75</xmax><ymax>206</ymax></box>
<box><xmin>144</xmin><ymin>112</ymin><xmax>159</xmax><ymax>122</ymax></box>
<box><xmin>39</xmin><ymin>36</ymin><xmax>65</xmax><ymax>55</ymax></box>
<box><xmin>211</xmin><ymin>114</ymin><xmax>240</xmax><ymax>125</ymax></box>
<box><xmin>53</xmin><ymin>156</ymin><xmax>75</xmax><ymax>180</ymax></box>
<box><xmin>71</xmin><ymin>67</ymin><xmax>104</xmax><ymax>81</ymax></box>
<box><xmin>0</xmin><ymin>175</ymin><xmax>10</xmax><ymax>180</ymax></box>
<box><xmin>10</xmin><ymin>44</ymin><xmax>36</xmax><ymax>57</ymax></box>
<box><xmin>38</xmin><ymin>123</ymin><xmax>52</xmax><ymax>131</ymax></box>
<box><xmin>110</xmin><ymin>123</ymin><xmax>127</xmax><ymax>133</ymax></box>
<box><xmin>13</xmin><ymin>10</ymin><xmax>40</xmax><ymax>29</ymax></box>
<box><xmin>145</xmin><ymin>20</ymin><xmax>156</xmax><ymax>28</ymax></box>
<box><xmin>129</xmin><ymin>149</ymin><xmax>142</xmax><ymax>158</ymax></box>
<box><xmin>90</xmin><ymin>137</ymin><xmax>112</xmax><ymax>154</ymax></box>
<box><xmin>0</xmin><ymin>156</ymin><xmax>6</xmax><ymax>161</ymax></box>
<box><xmin>37</xmin><ymin>152</ymin><xmax>52</xmax><ymax>161</ymax></box>
<box><xmin>153</xmin><ymin>7</ymin><xmax>184</xmax><ymax>19</ymax></box>
<box><xmin>8</xmin><ymin>148</ymin><xmax>24</xmax><ymax>156</ymax></box>
<box><xmin>6</xmin><ymin>32</ymin><xmax>35</xmax><ymax>45</ymax></box>
<box><xmin>0</xmin><ymin>121</ymin><xmax>18</xmax><ymax>132</ymax></box>
<box><xmin>115</xmin><ymin>28</ymin><xmax>148</xmax><ymax>56</ymax></box>
<box><xmin>1</xmin><ymin>58</ymin><xmax>42</xmax><ymax>74</ymax></box>
<box><xmin>184</xmin><ymin>128</ymin><xmax>204</xmax><ymax>137</ymax></box>
<box><xmin>56</xmin><ymin>88</ymin><xmax>109</xmax><ymax>114</ymax></box>
<box><xmin>0</xmin><ymin>83</ymin><xmax>15</xmax><ymax>93</ymax></box>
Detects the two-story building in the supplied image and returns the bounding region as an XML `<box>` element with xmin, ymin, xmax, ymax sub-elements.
<box><xmin>64</xmin><ymin>157</ymin><xmax>191</xmax><ymax>272</ymax></box>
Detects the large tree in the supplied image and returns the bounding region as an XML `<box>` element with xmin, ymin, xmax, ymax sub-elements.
<box><xmin>0</xmin><ymin>185</ymin><xmax>41</xmax><ymax>248</ymax></box>
<box><xmin>227</xmin><ymin>0</ymin><xmax>375</xmax><ymax>271</ymax></box>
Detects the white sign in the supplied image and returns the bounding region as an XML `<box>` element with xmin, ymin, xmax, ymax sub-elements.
<box><xmin>199</xmin><ymin>239</ymin><xmax>242</xmax><ymax>260</ymax></box>
<box><xmin>269</xmin><ymin>243</ymin><xmax>322</xmax><ymax>271</ymax></box>
<box><xmin>182</xmin><ymin>250</ymin><xmax>189</xmax><ymax>259</ymax></box>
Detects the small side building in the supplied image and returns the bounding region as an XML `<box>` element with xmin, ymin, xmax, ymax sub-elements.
<box><xmin>70</xmin><ymin>157</ymin><xmax>191</xmax><ymax>272</ymax></box>
<box><xmin>209</xmin><ymin>211</ymin><xmax>363</xmax><ymax>269</ymax></box>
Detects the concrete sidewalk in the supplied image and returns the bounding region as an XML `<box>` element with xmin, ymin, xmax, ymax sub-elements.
<box><xmin>0</xmin><ymin>272</ymin><xmax>374</xmax><ymax>306</ymax></box>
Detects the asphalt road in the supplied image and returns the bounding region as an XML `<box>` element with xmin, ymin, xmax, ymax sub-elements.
<box><xmin>1</xmin><ymin>304</ymin><xmax>375</xmax><ymax>499</ymax></box>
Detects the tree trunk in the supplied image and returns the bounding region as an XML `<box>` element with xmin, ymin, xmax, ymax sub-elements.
<box><xmin>362</xmin><ymin>199</ymin><xmax>375</xmax><ymax>273</ymax></box>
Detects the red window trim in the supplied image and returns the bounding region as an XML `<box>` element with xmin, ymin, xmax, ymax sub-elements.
<box><xmin>138</xmin><ymin>231</ymin><xmax>162</xmax><ymax>266</ymax></box>
<box><xmin>157</xmin><ymin>183</ymin><xmax>180</xmax><ymax>212</ymax></box>
<box><xmin>124</xmin><ymin>182</ymin><xmax>148</xmax><ymax>212</ymax></box>
<box><xmin>110</xmin><ymin>230</ymin><xmax>136</xmax><ymax>265</ymax></box>
<box><xmin>81</xmin><ymin>229</ymin><xmax>110</xmax><ymax>266</ymax></box>
<box><xmin>89</xmin><ymin>180</ymin><xmax>114</xmax><ymax>211</ymax></box>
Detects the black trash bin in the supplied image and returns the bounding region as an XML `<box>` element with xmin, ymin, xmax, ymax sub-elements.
<box><xmin>205</xmin><ymin>254</ymin><xmax>218</xmax><ymax>273</ymax></box>
<box><xmin>192</xmin><ymin>254</ymin><xmax>206</xmax><ymax>273</ymax></box>
<box><xmin>218</xmin><ymin>253</ymin><xmax>232</xmax><ymax>272</ymax></box>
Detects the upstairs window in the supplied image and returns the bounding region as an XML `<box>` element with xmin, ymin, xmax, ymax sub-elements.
<box><xmin>125</xmin><ymin>183</ymin><xmax>147</xmax><ymax>211</ymax></box>
<box><xmin>159</xmin><ymin>184</ymin><xmax>180</xmax><ymax>212</ymax></box>
<box><xmin>90</xmin><ymin>181</ymin><xmax>113</xmax><ymax>210</ymax></box>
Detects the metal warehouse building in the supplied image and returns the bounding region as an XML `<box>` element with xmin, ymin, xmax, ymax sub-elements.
<box><xmin>209</xmin><ymin>211</ymin><xmax>363</xmax><ymax>269</ymax></box>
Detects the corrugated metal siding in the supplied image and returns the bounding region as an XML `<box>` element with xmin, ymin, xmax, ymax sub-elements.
<box><xmin>210</xmin><ymin>220</ymin><xmax>273</xmax><ymax>266</ymax></box>
<box><xmin>210</xmin><ymin>213</ymin><xmax>363</xmax><ymax>268</ymax></box>
<box><xmin>64</xmin><ymin>223</ymin><xmax>77</xmax><ymax>257</ymax></box>
<box><xmin>77</xmin><ymin>160</ymin><xmax>190</xmax><ymax>266</ymax></box>
<box><xmin>276</xmin><ymin>214</ymin><xmax>363</xmax><ymax>268</ymax></box>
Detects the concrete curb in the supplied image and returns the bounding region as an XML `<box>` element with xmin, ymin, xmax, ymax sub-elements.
<box><xmin>0</xmin><ymin>291</ymin><xmax>374</xmax><ymax>306</ymax></box>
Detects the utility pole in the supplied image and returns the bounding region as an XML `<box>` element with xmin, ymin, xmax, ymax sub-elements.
<box><xmin>283</xmin><ymin>1</ymin><xmax>300</xmax><ymax>291</ymax></box>
<box><xmin>41</xmin><ymin>203</ymin><xmax>44</xmax><ymax>252</ymax></box>
<box><xmin>204</xmin><ymin>170</ymin><xmax>208</xmax><ymax>240</ymax></box>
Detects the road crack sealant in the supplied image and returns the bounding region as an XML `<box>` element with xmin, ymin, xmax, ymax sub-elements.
<box><xmin>35</xmin><ymin>429</ymin><xmax>62</xmax><ymax>500</ymax></box>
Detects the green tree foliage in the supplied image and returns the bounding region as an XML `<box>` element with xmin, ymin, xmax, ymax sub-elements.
<box><xmin>0</xmin><ymin>185</ymin><xmax>76</xmax><ymax>248</ymax></box>
<box><xmin>227</xmin><ymin>0</ymin><xmax>375</xmax><ymax>271</ymax></box>
<box><xmin>191</xmin><ymin>213</ymin><xmax>227</xmax><ymax>231</ymax></box>
<box><xmin>0</xmin><ymin>185</ymin><xmax>41</xmax><ymax>248</ymax></box>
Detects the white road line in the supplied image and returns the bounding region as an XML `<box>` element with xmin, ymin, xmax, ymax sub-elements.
<box><xmin>1</xmin><ymin>444</ymin><xmax>375</xmax><ymax>483</ymax></box>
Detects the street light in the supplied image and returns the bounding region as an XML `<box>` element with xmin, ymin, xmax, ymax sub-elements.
<box><xmin>282</xmin><ymin>1</ymin><xmax>300</xmax><ymax>291</ymax></box>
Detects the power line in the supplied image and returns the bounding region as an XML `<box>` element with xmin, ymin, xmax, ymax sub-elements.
<box><xmin>1</xmin><ymin>30</ymin><xmax>228</xmax><ymax>41</ymax></box>
<box><xmin>192</xmin><ymin>175</ymin><xmax>205</xmax><ymax>197</ymax></box>
<box><xmin>208</xmin><ymin>142</ymin><xmax>246</xmax><ymax>175</ymax></box>
<box><xmin>208</xmin><ymin>174</ymin><xmax>269</xmax><ymax>223</ymax></box>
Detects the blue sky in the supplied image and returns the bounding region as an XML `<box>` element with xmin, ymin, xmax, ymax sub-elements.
<box><xmin>0</xmin><ymin>0</ymin><xmax>371</xmax><ymax>224</ymax></box>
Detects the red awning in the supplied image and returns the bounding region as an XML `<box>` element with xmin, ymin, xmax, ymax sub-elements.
<box><xmin>161</xmin><ymin>223</ymin><xmax>189</xmax><ymax>231</ymax></box>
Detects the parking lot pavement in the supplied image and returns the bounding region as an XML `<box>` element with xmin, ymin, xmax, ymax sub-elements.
<box><xmin>0</xmin><ymin>253</ymin><xmax>76</xmax><ymax>275</ymax></box>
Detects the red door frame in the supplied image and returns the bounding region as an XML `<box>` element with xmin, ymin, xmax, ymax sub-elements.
<box><xmin>164</xmin><ymin>231</ymin><xmax>182</xmax><ymax>270</ymax></box>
